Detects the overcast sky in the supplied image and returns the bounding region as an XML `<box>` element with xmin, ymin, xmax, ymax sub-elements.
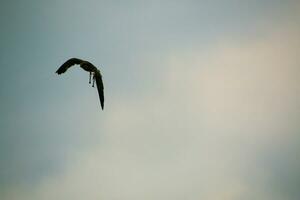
<box><xmin>1</xmin><ymin>1</ymin><xmax>300</xmax><ymax>199</ymax></box>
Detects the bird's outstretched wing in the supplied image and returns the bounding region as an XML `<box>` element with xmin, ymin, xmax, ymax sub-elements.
<box><xmin>56</xmin><ymin>58</ymin><xmax>84</xmax><ymax>74</ymax></box>
<box><xmin>95</xmin><ymin>71</ymin><xmax>104</xmax><ymax>109</ymax></box>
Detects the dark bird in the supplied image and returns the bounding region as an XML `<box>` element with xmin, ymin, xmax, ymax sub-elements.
<box><xmin>56</xmin><ymin>58</ymin><xmax>104</xmax><ymax>109</ymax></box>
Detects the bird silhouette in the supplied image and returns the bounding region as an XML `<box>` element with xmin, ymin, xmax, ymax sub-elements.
<box><xmin>56</xmin><ymin>58</ymin><xmax>104</xmax><ymax>110</ymax></box>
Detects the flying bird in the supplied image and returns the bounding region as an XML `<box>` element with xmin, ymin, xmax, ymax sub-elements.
<box><xmin>56</xmin><ymin>58</ymin><xmax>104</xmax><ymax>109</ymax></box>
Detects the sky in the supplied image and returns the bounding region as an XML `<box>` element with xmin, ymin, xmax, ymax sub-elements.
<box><xmin>0</xmin><ymin>0</ymin><xmax>300</xmax><ymax>199</ymax></box>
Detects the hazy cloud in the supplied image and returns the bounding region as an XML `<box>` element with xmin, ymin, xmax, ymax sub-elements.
<box><xmin>1</xmin><ymin>1</ymin><xmax>299</xmax><ymax>200</ymax></box>
<box><xmin>3</xmin><ymin>19</ymin><xmax>299</xmax><ymax>200</ymax></box>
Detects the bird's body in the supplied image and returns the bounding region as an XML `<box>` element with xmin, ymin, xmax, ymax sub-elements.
<box><xmin>56</xmin><ymin>58</ymin><xmax>104</xmax><ymax>110</ymax></box>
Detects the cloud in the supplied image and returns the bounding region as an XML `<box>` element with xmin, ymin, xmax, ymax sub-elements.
<box><xmin>4</xmin><ymin>18</ymin><xmax>299</xmax><ymax>200</ymax></box>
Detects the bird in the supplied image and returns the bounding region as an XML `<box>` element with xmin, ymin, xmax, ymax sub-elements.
<box><xmin>56</xmin><ymin>58</ymin><xmax>104</xmax><ymax>110</ymax></box>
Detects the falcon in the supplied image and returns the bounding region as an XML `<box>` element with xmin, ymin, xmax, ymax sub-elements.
<box><xmin>56</xmin><ymin>58</ymin><xmax>104</xmax><ymax>109</ymax></box>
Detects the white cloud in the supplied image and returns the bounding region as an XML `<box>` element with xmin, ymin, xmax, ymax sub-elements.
<box><xmin>5</xmin><ymin>15</ymin><xmax>300</xmax><ymax>200</ymax></box>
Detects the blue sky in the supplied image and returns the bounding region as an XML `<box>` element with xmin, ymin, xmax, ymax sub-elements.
<box><xmin>1</xmin><ymin>1</ymin><xmax>300</xmax><ymax>199</ymax></box>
